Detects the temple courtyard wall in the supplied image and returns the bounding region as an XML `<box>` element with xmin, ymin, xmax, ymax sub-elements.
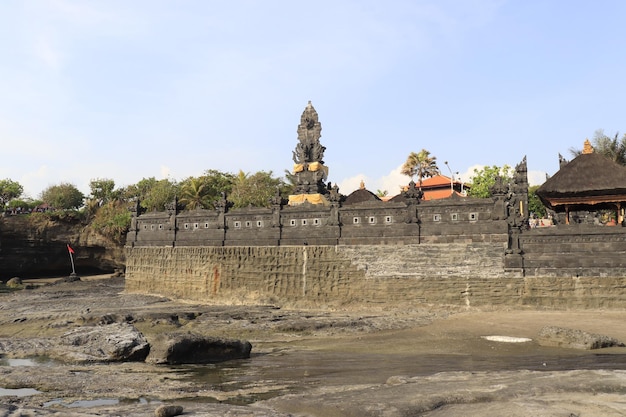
<box><xmin>125</xmin><ymin>225</ymin><xmax>626</xmax><ymax>309</ymax></box>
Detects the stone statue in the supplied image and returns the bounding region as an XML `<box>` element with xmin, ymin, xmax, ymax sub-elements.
<box><xmin>289</xmin><ymin>101</ymin><xmax>331</xmax><ymax>199</ymax></box>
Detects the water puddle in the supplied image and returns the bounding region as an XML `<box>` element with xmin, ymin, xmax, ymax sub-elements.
<box><xmin>0</xmin><ymin>357</ymin><xmax>55</xmax><ymax>367</ymax></box>
<box><xmin>43</xmin><ymin>397</ymin><xmax>157</xmax><ymax>408</ymax></box>
<box><xmin>0</xmin><ymin>388</ymin><xmax>40</xmax><ymax>397</ymax></box>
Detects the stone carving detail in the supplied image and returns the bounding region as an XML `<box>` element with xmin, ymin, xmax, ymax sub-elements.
<box><xmin>164</xmin><ymin>197</ymin><xmax>179</xmax><ymax>215</ymax></box>
<box><xmin>293</xmin><ymin>101</ymin><xmax>325</xmax><ymax>165</ymax></box>
<box><xmin>504</xmin><ymin>156</ymin><xmax>529</xmax><ymax>256</ymax></box>
<box><xmin>403</xmin><ymin>180</ymin><xmax>424</xmax><ymax>201</ymax></box>
<box><xmin>215</xmin><ymin>192</ymin><xmax>231</xmax><ymax>229</ymax></box>
<box><xmin>129</xmin><ymin>200</ymin><xmax>144</xmax><ymax>231</ymax></box>
<box><xmin>290</xmin><ymin>101</ymin><xmax>330</xmax><ymax>197</ymax></box>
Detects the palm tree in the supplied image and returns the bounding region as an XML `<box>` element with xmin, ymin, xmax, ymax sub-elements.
<box><xmin>179</xmin><ymin>177</ymin><xmax>208</xmax><ymax>210</ymax></box>
<box><xmin>569</xmin><ymin>130</ymin><xmax>626</xmax><ymax>165</ymax></box>
<box><xmin>401</xmin><ymin>149</ymin><xmax>440</xmax><ymax>189</ymax></box>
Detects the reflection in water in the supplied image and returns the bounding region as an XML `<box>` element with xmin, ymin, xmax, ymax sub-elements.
<box><xmin>181</xmin><ymin>350</ymin><xmax>626</xmax><ymax>404</ymax></box>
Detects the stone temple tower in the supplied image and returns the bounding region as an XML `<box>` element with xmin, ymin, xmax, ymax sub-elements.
<box><xmin>288</xmin><ymin>101</ymin><xmax>330</xmax><ymax>205</ymax></box>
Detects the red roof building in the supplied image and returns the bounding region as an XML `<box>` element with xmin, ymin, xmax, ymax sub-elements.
<box><xmin>417</xmin><ymin>174</ymin><xmax>468</xmax><ymax>200</ymax></box>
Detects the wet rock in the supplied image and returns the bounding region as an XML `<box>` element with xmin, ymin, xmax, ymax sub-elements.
<box><xmin>538</xmin><ymin>326</ymin><xmax>625</xmax><ymax>350</ymax></box>
<box><xmin>6</xmin><ymin>277</ymin><xmax>22</xmax><ymax>288</ymax></box>
<box><xmin>155</xmin><ymin>404</ymin><xmax>184</xmax><ymax>417</ymax></box>
<box><xmin>59</xmin><ymin>322</ymin><xmax>150</xmax><ymax>362</ymax></box>
<box><xmin>147</xmin><ymin>332</ymin><xmax>252</xmax><ymax>365</ymax></box>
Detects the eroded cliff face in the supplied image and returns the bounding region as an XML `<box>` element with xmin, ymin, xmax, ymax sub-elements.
<box><xmin>0</xmin><ymin>215</ymin><xmax>125</xmax><ymax>279</ymax></box>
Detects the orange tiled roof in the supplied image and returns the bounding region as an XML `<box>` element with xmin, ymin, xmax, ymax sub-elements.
<box><xmin>420</xmin><ymin>175</ymin><xmax>454</xmax><ymax>187</ymax></box>
<box><xmin>423</xmin><ymin>189</ymin><xmax>464</xmax><ymax>200</ymax></box>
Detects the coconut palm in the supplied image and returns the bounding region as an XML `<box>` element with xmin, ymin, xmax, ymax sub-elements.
<box><xmin>179</xmin><ymin>177</ymin><xmax>208</xmax><ymax>210</ymax></box>
<box><xmin>569</xmin><ymin>130</ymin><xmax>626</xmax><ymax>165</ymax></box>
<box><xmin>401</xmin><ymin>149</ymin><xmax>440</xmax><ymax>189</ymax></box>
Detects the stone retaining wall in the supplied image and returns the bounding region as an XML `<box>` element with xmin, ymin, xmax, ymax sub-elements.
<box><xmin>124</xmin><ymin>243</ymin><xmax>626</xmax><ymax>309</ymax></box>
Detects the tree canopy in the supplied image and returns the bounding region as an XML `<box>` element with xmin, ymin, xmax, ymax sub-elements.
<box><xmin>528</xmin><ymin>185</ymin><xmax>546</xmax><ymax>218</ymax></box>
<box><xmin>0</xmin><ymin>178</ymin><xmax>24</xmax><ymax>208</ymax></box>
<box><xmin>40</xmin><ymin>183</ymin><xmax>85</xmax><ymax>210</ymax></box>
<box><xmin>229</xmin><ymin>170</ymin><xmax>285</xmax><ymax>208</ymax></box>
<box><xmin>89</xmin><ymin>178</ymin><xmax>117</xmax><ymax>204</ymax></box>
<box><xmin>467</xmin><ymin>165</ymin><xmax>513</xmax><ymax>198</ymax></box>
<box><xmin>179</xmin><ymin>170</ymin><xmax>235</xmax><ymax>210</ymax></box>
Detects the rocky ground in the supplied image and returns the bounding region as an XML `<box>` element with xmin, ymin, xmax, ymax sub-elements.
<box><xmin>1</xmin><ymin>276</ymin><xmax>626</xmax><ymax>416</ymax></box>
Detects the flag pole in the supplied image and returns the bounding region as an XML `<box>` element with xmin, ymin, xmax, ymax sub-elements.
<box><xmin>67</xmin><ymin>244</ymin><xmax>76</xmax><ymax>275</ymax></box>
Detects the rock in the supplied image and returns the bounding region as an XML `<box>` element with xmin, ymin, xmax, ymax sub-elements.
<box><xmin>147</xmin><ymin>332</ymin><xmax>252</xmax><ymax>365</ymax></box>
<box><xmin>62</xmin><ymin>273</ymin><xmax>81</xmax><ymax>283</ymax></box>
<box><xmin>59</xmin><ymin>322</ymin><xmax>150</xmax><ymax>362</ymax></box>
<box><xmin>6</xmin><ymin>277</ymin><xmax>22</xmax><ymax>288</ymax></box>
<box><xmin>537</xmin><ymin>326</ymin><xmax>625</xmax><ymax>350</ymax></box>
<box><xmin>155</xmin><ymin>404</ymin><xmax>184</xmax><ymax>417</ymax></box>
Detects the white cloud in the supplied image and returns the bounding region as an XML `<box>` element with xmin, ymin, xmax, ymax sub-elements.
<box><xmin>160</xmin><ymin>166</ymin><xmax>172</xmax><ymax>180</ymax></box>
<box><xmin>528</xmin><ymin>170</ymin><xmax>547</xmax><ymax>186</ymax></box>
<box><xmin>337</xmin><ymin>174</ymin><xmax>369</xmax><ymax>196</ymax></box>
<box><xmin>19</xmin><ymin>166</ymin><xmax>51</xmax><ymax>199</ymax></box>
<box><xmin>35</xmin><ymin>35</ymin><xmax>62</xmax><ymax>70</ymax></box>
<box><xmin>337</xmin><ymin>165</ymin><xmax>408</xmax><ymax>198</ymax></box>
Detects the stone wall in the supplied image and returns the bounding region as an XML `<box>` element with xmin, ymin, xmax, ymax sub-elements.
<box><xmin>519</xmin><ymin>225</ymin><xmax>626</xmax><ymax>277</ymax></box>
<box><xmin>124</xmin><ymin>241</ymin><xmax>626</xmax><ymax>309</ymax></box>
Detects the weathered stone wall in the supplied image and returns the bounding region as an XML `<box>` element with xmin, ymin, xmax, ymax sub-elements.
<box><xmin>124</xmin><ymin>242</ymin><xmax>626</xmax><ymax>308</ymax></box>
<box><xmin>520</xmin><ymin>225</ymin><xmax>626</xmax><ymax>277</ymax></box>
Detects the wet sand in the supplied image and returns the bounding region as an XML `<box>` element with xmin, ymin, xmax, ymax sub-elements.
<box><xmin>1</xmin><ymin>275</ymin><xmax>626</xmax><ymax>416</ymax></box>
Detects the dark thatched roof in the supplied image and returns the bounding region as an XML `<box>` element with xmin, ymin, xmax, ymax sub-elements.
<box><xmin>343</xmin><ymin>188</ymin><xmax>381</xmax><ymax>205</ymax></box>
<box><xmin>536</xmin><ymin>152</ymin><xmax>626</xmax><ymax>209</ymax></box>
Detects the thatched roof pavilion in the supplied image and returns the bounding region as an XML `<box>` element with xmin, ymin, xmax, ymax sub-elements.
<box><xmin>536</xmin><ymin>140</ymin><xmax>626</xmax><ymax>224</ymax></box>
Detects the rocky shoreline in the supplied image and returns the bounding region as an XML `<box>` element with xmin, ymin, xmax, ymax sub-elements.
<box><xmin>2</xmin><ymin>276</ymin><xmax>626</xmax><ymax>416</ymax></box>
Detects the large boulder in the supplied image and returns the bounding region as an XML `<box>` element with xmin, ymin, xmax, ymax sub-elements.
<box><xmin>59</xmin><ymin>322</ymin><xmax>150</xmax><ymax>362</ymax></box>
<box><xmin>537</xmin><ymin>326</ymin><xmax>625</xmax><ymax>350</ymax></box>
<box><xmin>147</xmin><ymin>332</ymin><xmax>252</xmax><ymax>365</ymax></box>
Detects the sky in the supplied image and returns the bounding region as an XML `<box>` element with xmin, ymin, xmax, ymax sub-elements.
<box><xmin>1</xmin><ymin>1</ymin><xmax>625</xmax><ymax>200</ymax></box>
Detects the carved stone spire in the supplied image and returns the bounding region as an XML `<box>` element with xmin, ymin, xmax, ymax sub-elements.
<box><xmin>289</xmin><ymin>101</ymin><xmax>331</xmax><ymax>205</ymax></box>
<box><xmin>293</xmin><ymin>101</ymin><xmax>325</xmax><ymax>165</ymax></box>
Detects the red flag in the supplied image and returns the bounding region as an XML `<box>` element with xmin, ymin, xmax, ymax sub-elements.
<box><xmin>67</xmin><ymin>244</ymin><xmax>75</xmax><ymax>254</ymax></box>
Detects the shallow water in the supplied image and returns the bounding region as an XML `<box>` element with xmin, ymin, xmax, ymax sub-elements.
<box><xmin>0</xmin><ymin>357</ymin><xmax>51</xmax><ymax>367</ymax></box>
<box><xmin>182</xmin><ymin>348</ymin><xmax>626</xmax><ymax>403</ymax></box>
<box><xmin>0</xmin><ymin>387</ymin><xmax>40</xmax><ymax>397</ymax></box>
<box><xmin>43</xmin><ymin>397</ymin><xmax>157</xmax><ymax>408</ymax></box>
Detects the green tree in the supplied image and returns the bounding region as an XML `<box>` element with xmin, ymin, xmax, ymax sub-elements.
<box><xmin>123</xmin><ymin>177</ymin><xmax>179</xmax><ymax>212</ymax></box>
<box><xmin>89</xmin><ymin>178</ymin><xmax>117</xmax><ymax>204</ymax></box>
<box><xmin>7</xmin><ymin>198</ymin><xmax>41</xmax><ymax>211</ymax></box>
<box><xmin>39</xmin><ymin>183</ymin><xmax>85</xmax><ymax>210</ymax></box>
<box><xmin>283</xmin><ymin>169</ymin><xmax>297</xmax><ymax>196</ymax></box>
<box><xmin>89</xmin><ymin>200</ymin><xmax>131</xmax><ymax>243</ymax></box>
<box><xmin>400</xmin><ymin>149</ymin><xmax>439</xmax><ymax>188</ymax></box>
<box><xmin>0</xmin><ymin>178</ymin><xmax>24</xmax><ymax>208</ymax></box>
<box><xmin>179</xmin><ymin>169</ymin><xmax>235</xmax><ymax>210</ymax></box>
<box><xmin>569</xmin><ymin>129</ymin><xmax>626</xmax><ymax>164</ymax></box>
<box><xmin>467</xmin><ymin>165</ymin><xmax>513</xmax><ymax>198</ymax></box>
<box><xmin>528</xmin><ymin>185</ymin><xmax>547</xmax><ymax>218</ymax></box>
<box><xmin>229</xmin><ymin>170</ymin><xmax>284</xmax><ymax>208</ymax></box>
<box><xmin>179</xmin><ymin>177</ymin><xmax>209</xmax><ymax>210</ymax></box>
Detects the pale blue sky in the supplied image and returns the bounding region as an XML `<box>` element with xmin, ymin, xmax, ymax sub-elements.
<box><xmin>1</xmin><ymin>1</ymin><xmax>625</xmax><ymax>199</ymax></box>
